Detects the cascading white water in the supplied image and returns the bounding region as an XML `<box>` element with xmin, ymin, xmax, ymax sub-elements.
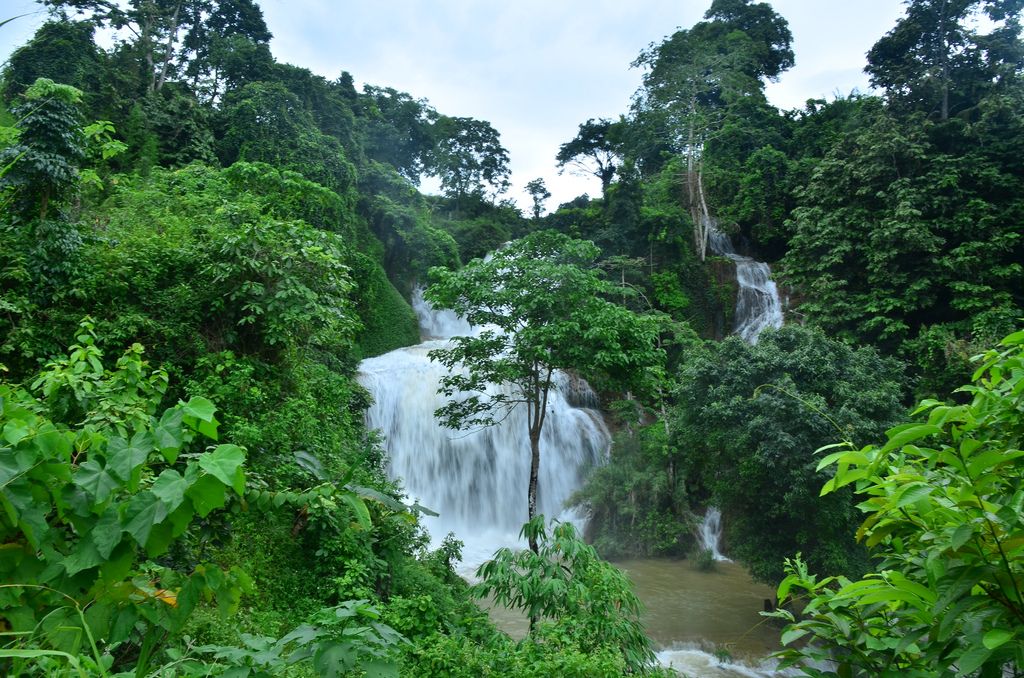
<box><xmin>411</xmin><ymin>286</ymin><xmax>473</xmax><ymax>339</ymax></box>
<box><xmin>697</xmin><ymin>507</ymin><xmax>730</xmax><ymax>562</ymax></box>
<box><xmin>707</xmin><ymin>222</ymin><xmax>784</xmax><ymax>344</ymax></box>
<box><xmin>357</xmin><ymin>289</ymin><xmax>611</xmax><ymax>571</ymax></box>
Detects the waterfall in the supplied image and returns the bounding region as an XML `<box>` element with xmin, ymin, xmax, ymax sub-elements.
<box><xmin>696</xmin><ymin>507</ymin><xmax>730</xmax><ymax>562</ymax></box>
<box><xmin>357</xmin><ymin>290</ymin><xmax>611</xmax><ymax>570</ymax></box>
<box><xmin>706</xmin><ymin>221</ymin><xmax>784</xmax><ymax>344</ymax></box>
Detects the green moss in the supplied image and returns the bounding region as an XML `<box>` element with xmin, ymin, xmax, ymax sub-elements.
<box><xmin>350</xmin><ymin>252</ymin><xmax>420</xmax><ymax>360</ymax></box>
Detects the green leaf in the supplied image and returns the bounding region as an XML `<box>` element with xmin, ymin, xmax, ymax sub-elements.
<box><xmin>151</xmin><ymin>465</ymin><xmax>199</xmax><ymax>512</ymax></box>
<box><xmin>983</xmin><ymin>628</ymin><xmax>1013</xmax><ymax>649</ymax></box>
<box><xmin>957</xmin><ymin>645</ymin><xmax>993</xmax><ymax>674</ymax></box>
<box><xmin>92</xmin><ymin>507</ymin><xmax>123</xmax><ymax>559</ymax></box>
<box><xmin>73</xmin><ymin>459</ymin><xmax>120</xmax><ymax>504</ymax></box>
<box><xmin>182</xmin><ymin>396</ymin><xmax>217</xmax><ymax>422</ymax></box>
<box><xmin>781</xmin><ymin>626</ymin><xmax>810</xmax><ymax>645</ymax></box>
<box><xmin>894</xmin><ymin>482</ymin><xmax>933</xmax><ymax>508</ymax></box>
<box><xmin>33</xmin><ymin>424</ymin><xmax>63</xmax><ymax>458</ymax></box>
<box><xmin>339</xmin><ymin>493</ymin><xmax>371</xmax><ymax>530</ymax></box>
<box><xmin>950</xmin><ymin>523</ymin><xmax>973</xmax><ymax>551</ymax></box>
<box><xmin>881</xmin><ymin>424</ymin><xmax>943</xmax><ymax>453</ymax></box>
<box><xmin>154</xmin><ymin>408</ymin><xmax>184</xmax><ymax>461</ymax></box>
<box><xmin>144</xmin><ymin>521</ymin><xmax>175</xmax><ymax>558</ymax></box>
<box><xmin>199</xmin><ymin>445</ymin><xmax>246</xmax><ymax>494</ymax></box>
<box><xmin>122</xmin><ymin>492</ymin><xmax>168</xmax><ymax>547</ymax></box>
<box><xmin>361</xmin><ymin>658</ymin><xmax>399</xmax><ymax>678</ymax></box>
<box><xmin>186</xmin><ymin>474</ymin><xmax>227</xmax><ymax>518</ymax></box>
<box><xmin>64</xmin><ymin>533</ymin><xmax>105</xmax><ymax>576</ymax></box>
<box><xmin>105</xmin><ymin>430</ymin><xmax>152</xmax><ymax>484</ymax></box>
<box><xmin>2</xmin><ymin>420</ymin><xmax>30</xmax><ymax>445</ymax></box>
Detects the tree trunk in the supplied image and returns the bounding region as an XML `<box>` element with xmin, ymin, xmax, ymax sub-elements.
<box><xmin>939</xmin><ymin>0</ymin><xmax>950</xmax><ymax>120</ymax></box>
<box><xmin>525</xmin><ymin>367</ymin><xmax>553</xmax><ymax>555</ymax></box>
<box><xmin>143</xmin><ymin>3</ymin><xmax>157</xmax><ymax>93</ymax></box>
<box><xmin>527</xmin><ymin>427</ymin><xmax>540</xmax><ymax>554</ymax></box>
<box><xmin>156</xmin><ymin>1</ymin><xmax>182</xmax><ymax>91</ymax></box>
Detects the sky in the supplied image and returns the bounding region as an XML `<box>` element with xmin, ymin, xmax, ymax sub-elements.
<box><xmin>0</xmin><ymin>0</ymin><xmax>910</xmax><ymax>212</ymax></box>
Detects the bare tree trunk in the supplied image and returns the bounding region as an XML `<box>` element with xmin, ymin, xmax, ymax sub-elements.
<box><xmin>143</xmin><ymin>2</ymin><xmax>157</xmax><ymax>93</ymax></box>
<box><xmin>939</xmin><ymin>0</ymin><xmax>949</xmax><ymax>120</ymax></box>
<box><xmin>157</xmin><ymin>1</ymin><xmax>182</xmax><ymax>91</ymax></box>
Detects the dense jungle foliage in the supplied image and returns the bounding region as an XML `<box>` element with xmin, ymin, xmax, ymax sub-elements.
<box><xmin>2</xmin><ymin>0</ymin><xmax>1024</xmax><ymax>675</ymax></box>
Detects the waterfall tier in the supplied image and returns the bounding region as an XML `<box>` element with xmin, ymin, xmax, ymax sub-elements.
<box><xmin>707</xmin><ymin>223</ymin><xmax>784</xmax><ymax>344</ymax></box>
<box><xmin>357</xmin><ymin>291</ymin><xmax>611</xmax><ymax>568</ymax></box>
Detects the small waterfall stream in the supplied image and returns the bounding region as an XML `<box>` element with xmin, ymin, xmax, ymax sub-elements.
<box><xmin>697</xmin><ymin>507</ymin><xmax>730</xmax><ymax>562</ymax></box>
<box><xmin>707</xmin><ymin>223</ymin><xmax>784</xmax><ymax>344</ymax></box>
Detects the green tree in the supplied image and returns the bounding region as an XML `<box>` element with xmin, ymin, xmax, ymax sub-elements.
<box><xmin>779</xmin><ymin>98</ymin><xmax>1024</xmax><ymax>394</ymax></box>
<box><xmin>357</xmin><ymin>85</ymin><xmax>437</xmax><ymax>184</ymax></box>
<box><xmin>772</xmin><ymin>326</ymin><xmax>1024</xmax><ymax>677</ymax></box>
<box><xmin>43</xmin><ymin>0</ymin><xmax>206</xmax><ymax>93</ymax></box>
<box><xmin>670</xmin><ymin>325</ymin><xmax>907</xmax><ymax>584</ymax></box>
<box><xmin>179</xmin><ymin>0</ymin><xmax>274</xmax><ymax>100</ymax></box>
<box><xmin>2</xmin><ymin>19</ymin><xmax>103</xmax><ymax>102</ymax></box>
<box><xmin>524</xmin><ymin>177</ymin><xmax>550</xmax><ymax>220</ymax></box>
<box><xmin>866</xmin><ymin>0</ymin><xmax>1024</xmax><ymax>120</ymax></box>
<box><xmin>0</xmin><ymin>78</ymin><xmax>84</xmax><ymax>221</ymax></box>
<box><xmin>555</xmin><ymin>118</ymin><xmax>621</xmax><ymax>196</ymax></box>
<box><xmin>631</xmin><ymin>0</ymin><xmax>793</xmax><ymax>259</ymax></box>
<box><xmin>428</xmin><ymin>115</ymin><xmax>511</xmax><ymax>209</ymax></box>
<box><xmin>473</xmin><ymin>517</ymin><xmax>663</xmax><ymax>674</ymax></box>
<box><xmin>424</xmin><ymin>230</ymin><xmax>664</xmax><ymax>551</ymax></box>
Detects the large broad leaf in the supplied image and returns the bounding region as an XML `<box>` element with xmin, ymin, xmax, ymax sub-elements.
<box><xmin>105</xmin><ymin>430</ymin><xmax>153</xmax><ymax>485</ymax></box>
<box><xmin>0</xmin><ymin>451</ymin><xmax>23</xmax><ymax>488</ymax></box>
<box><xmin>186</xmin><ymin>474</ymin><xmax>227</xmax><ymax>518</ymax></box>
<box><xmin>313</xmin><ymin>641</ymin><xmax>358</xmax><ymax>678</ymax></box>
<box><xmin>181</xmin><ymin>396</ymin><xmax>217</xmax><ymax>422</ymax></box>
<box><xmin>33</xmin><ymin>423</ymin><xmax>64</xmax><ymax>458</ymax></box>
<box><xmin>2</xmin><ymin>479</ymin><xmax>49</xmax><ymax>548</ymax></box>
<box><xmin>92</xmin><ymin>507</ymin><xmax>123</xmax><ymax>559</ymax></box>
<box><xmin>63</xmin><ymin>533</ymin><xmax>105</xmax><ymax>576</ymax></box>
<box><xmin>73</xmin><ymin>459</ymin><xmax>120</xmax><ymax>504</ymax></box>
<box><xmin>122</xmin><ymin>492</ymin><xmax>168</xmax><ymax>547</ymax></box>
<box><xmin>199</xmin><ymin>445</ymin><xmax>246</xmax><ymax>494</ymax></box>
<box><xmin>361</xmin><ymin>658</ymin><xmax>399</xmax><ymax>678</ymax></box>
<box><xmin>154</xmin><ymin>407</ymin><xmax>184</xmax><ymax>462</ymax></box>
<box><xmin>151</xmin><ymin>465</ymin><xmax>199</xmax><ymax>512</ymax></box>
<box><xmin>2</xmin><ymin>419</ymin><xmax>30</xmax><ymax>445</ymax></box>
<box><xmin>143</xmin><ymin>521</ymin><xmax>175</xmax><ymax>559</ymax></box>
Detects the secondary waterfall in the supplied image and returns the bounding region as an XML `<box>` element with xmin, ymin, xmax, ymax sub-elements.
<box><xmin>707</xmin><ymin>222</ymin><xmax>784</xmax><ymax>343</ymax></box>
<box><xmin>357</xmin><ymin>288</ymin><xmax>610</xmax><ymax>568</ymax></box>
<box><xmin>697</xmin><ymin>507</ymin><xmax>730</xmax><ymax>562</ymax></box>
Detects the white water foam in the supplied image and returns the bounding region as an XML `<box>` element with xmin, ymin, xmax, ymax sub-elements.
<box><xmin>707</xmin><ymin>223</ymin><xmax>784</xmax><ymax>344</ymax></box>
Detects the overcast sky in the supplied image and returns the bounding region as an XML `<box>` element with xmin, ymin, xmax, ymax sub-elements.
<box><xmin>0</xmin><ymin>0</ymin><xmax>909</xmax><ymax>211</ymax></box>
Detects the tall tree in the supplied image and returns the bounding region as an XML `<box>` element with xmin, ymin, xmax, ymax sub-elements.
<box><xmin>866</xmin><ymin>0</ymin><xmax>1024</xmax><ymax>119</ymax></box>
<box><xmin>631</xmin><ymin>0</ymin><xmax>793</xmax><ymax>260</ymax></box>
<box><xmin>524</xmin><ymin>177</ymin><xmax>551</xmax><ymax>220</ymax></box>
<box><xmin>357</xmin><ymin>85</ymin><xmax>436</xmax><ymax>184</ymax></box>
<box><xmin>428</xmin><ymin>115</ymin><xmax>511</xmax><ymax>209</ymax></box>
<box><xmin>425</xmin><ymin>231</ymin><xmax>664</xmax><ymax>552</ymax></box>
<box><xmin>555</xmin><ymin>118</ymin><xmax>621</xmax><ymax>196</ymax></box>
<box><xmin>42</xmin><ymin>0</ymin><xmax>203</xmax><ymax>93</ymax></box>
<box><xmin>178</xmin><ymin>0</ymin><xmax>274</xmax><ymax>100</ymax></box>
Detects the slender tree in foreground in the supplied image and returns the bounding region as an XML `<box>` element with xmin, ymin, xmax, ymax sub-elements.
<box><xmin>425</xmin><ymin>230</ymin><xmax>664</xmax><ymax>552</ymax></box>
